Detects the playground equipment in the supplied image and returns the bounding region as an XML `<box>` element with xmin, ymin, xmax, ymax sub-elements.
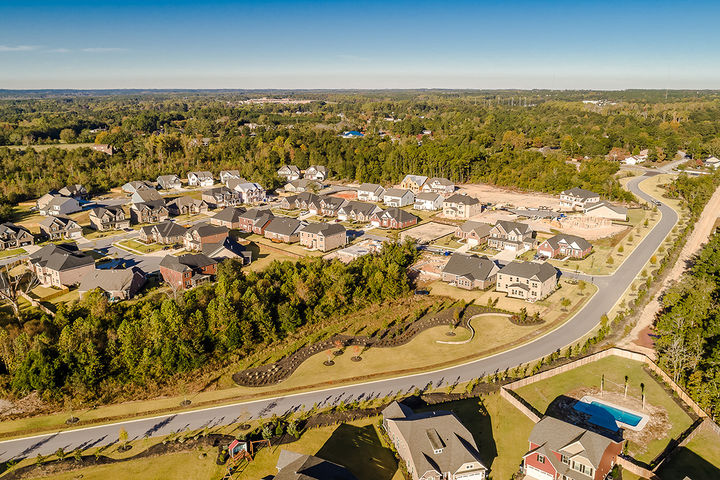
<box><xmin>222</xmin><ymin>438</ymin><xmax>271</xmax><ymax>479</ymax></box>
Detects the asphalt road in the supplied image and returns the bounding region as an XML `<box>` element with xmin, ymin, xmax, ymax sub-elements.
<box><xmin>0</xmin><ymin>174</ymin><xmax>678</xmax><ymax>462</ymax></box>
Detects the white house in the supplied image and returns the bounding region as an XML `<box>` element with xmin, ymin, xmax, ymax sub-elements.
<box><xmin>704</xmin><ymin>156</ymin><xmax>720</xmax><ymax>169</ymax></box>
<box><xmin>228</xmin><ymin>180</ymin><xmax>266</xmax><ymax>204</ymax></box>
<box><xmin>304</xmin><ymin>165</ymin><xmax>328</xmax><ymax>181</ymax></box>
<box><xmin>187</xmin><ymin>171</ymin><xmax>214</xmax><ymax>187</ymax></box>
<box><xmin>39</xmin><ymin>195</ymin><xmax>81</xmax><ymax>217</ymax></box>
<box><xmin>357</xmin><ymin>183</ymin><xmax>385</xmax><ymax>202</ymax></box>
<box><xmin>584</xmin><ymin>201</ymin><xmax>628</xmax><ymax>221</ymax></box>
<box><xmin>413</xmin><ymin>192</ymin><xmax>443</xmax><ymax>211</ymax></box>
<box><xmin>421</xmin><ymin>177</ymin><xmax>455</xmax><ymax>195</ymax></box>
<box><xmin>624</xmin><ymin>155</ymin><xmax>646</xmax><ymax>165</ymax></box>
<box><xmin>383</xmin><ymin>188</ymin><xmax>415</xmax><ymax>207</ymax></box>
<box><xmin>219</xmin><ymin>170</ymin><xmax>242</xmax><ymax>185</ymax></box>
<box><xmin>277</xmin><ymin>165</ymin><xmax>301</xmax><ymax>181</ymax></box>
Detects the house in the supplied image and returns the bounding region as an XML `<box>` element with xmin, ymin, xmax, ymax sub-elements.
<box><xmin>584</xmin><ymin>201</ymin><xmax>628</xmax><ymax>221</ymax></box>
<box><xmin>219</xmin><ymin>169</ymin><xmax>242</xmax><ymax>185</ymax></box>
<box><xmin>337</xmin><ymin>201</ymin><xmax>382</xmax><ymax>222</ymax></box>
<box><xmin>27</xmin><ymin>243</ymin><xmax>95</xmax><ymax>288</ymax></box>
<box><xmin>277</xmin><ymin>165</ymin><xmax>301</xmax><ymax>182</ymax></box>
<box><xmin>623</xmin><ymin>155</ymin><xmax>645</xmax><ymax>165</ymax></box>
<box><xmin>184</xmin><ymin>223</ymin><xmax>229</xmax><ymax>252</ymax></box>
<box><xmin>370</xmin><ymin>208</ymin><xmax>418</xmax><ymax>229</ymax></box>
<box><xmin>304</xmin><ymin>165</ymin><xmax>328</xmax><ymax>181</ymax></box>
<box><xmin>89</xmin><ymin>206</ymin><xmax>130</xmax><ymax>231</ymax></box>
<box><xmin>201</xmin><ymin>186</ymin><xmax>242</xmax><ymax>209</ymax></box>
<box><xmin>284</xmin><ymin>192</ymin><xmax>321</xmax><ymax>211</ymax></box>
<box><xmin>421</xmin><ymin>177</ymin><xmax>454</xmax><ymax>195</ymax></box>
<box><xmin>91</xmin><ymin>144</ymin><xmax>114</xmax><ymax>155</ymax></box>
<box><xmin>227</xmin><ymin>180</ymin><xmax>266</xmax><ymax>204</ymax></box>
<box><xmin>202</xmin><ymin>237</ymin><xmax>252</xmax><ymax>264</ymax></box>
<box><xmin>36</xmin><ymin>192</ymin><xmax>59</xmax><ymax>212</ymax></box>
<box><xmin>522</xmin><ymin>416</ymin><xmax>623</xmax><ymax>480</ymax></box>
<box><xmin>138</xmin><ymin>221</ymin><xmax>187</xmax><ymax>245</ymax></box>
<box><xmin>704</xmin><ymin>156</ymin><xmax>720</xmax><ymax>169</ymax></box>
<box><xmin>156</xmin><ymin>174</ymin><xmax>182</xmax><ymax>190</ymax></box>
<box><xmin>130</xmin><ymin>188</ymin><xmax>164</xmax><ymax>207</ymax></box>
<box><xmin>487</xmin><ymin>220</ymin><xmax>536</xmax><ymax>251</ymax></box>
<box><xmin>319</xmin><ymin>196</ymin><xmax>347</xmax><ymax>216</ymax></box>
<box><xmin>121</xmin><ymin>180</ymin><xmax>154</xmax><ymax>194</ymax></box>
<box><xmin>441</xmin><ymin>253</ymin><xmax>499</xmax><ymax>290</ymax></box>
<box><xmin>187</xmin><ymin>171</ymin><xmax>214</xmax><ymax>187</ymax></box>
<box><xmin>159</xmin><ymin>253</ymin><xmax>217</xmax><ymax>291</ymax></box>
<box><xmin>0</xmin><ymin>223</ymin><xmax>34</xmax><ymax>250</ymax></box>
<box><xmin>264</xmin><ymin>217</ymin><xmax>305</xmax><ymax>243</ymax></box>
<box><xmin>211</xmin><ymin>206</ymin><xmax>247</xmax><ymax>229</ymax></box>
<box><xmin>383</xmin><ymin>188</ymin><xmax>415</xmax><ymax>207</ymax></box>
<box><xmin>285</xmin><ymin>178</ymin><xmax>322</xmax><ymax>193</ymax></box>
<box><xmin>538</xmin><ymin>234</ymin><xmax>592</xmax><ymax>259</ymax></box>
<box><xmin>400</xmin><ymin>174</ymin><xmax>428</xmax><ymax>193</ymax></box>
<box><xmin>237</xmin><ymin>209</ymin><xmax>274</xmax><ymax>234</ymax></box>
<box><xmin>443</xmin><ymin>194</ymin><xmax>482</xmax><ymax>220</ymax></box>
<box><xmin>39</xmin><ymin>195</ymin><xmax>81</xmax><ymax>216</ymax></box>
<box><xmin>78</xmin><ymin>267</ymin><xmax>146</xmax><ymax>301</ymax></box>
<box><xmin>414</xmin><ymin>192</ymin><xmax>443</xmax><ymax>211</ymax></box>
<box><xmin>166</xmin><ymin>196</ymin><xmax>209</xmax><ymax>216</ymax></box>
<box><xmin>58</xmin><ymin>184</ymin><xmax>88</xmax><ymax>200</ymax></box>
<box><xmin>130</xmin><ymin>202</ymin><xmax>169</xmax><ymax>224</ymax></box>
<box><xmin>299</xmin><ymin>222</ymin><xmax>347</xmax><ymax>252</ymax></box>
<box><xmin>39</xmin><ymin>216</ymin><xmax>82</xmax><ymax>240</ymax></box>
<box><xmin>559</xmin><ymin>188</ymin><xmax>601</xmax><ymax>211</ymax></box>
<box><xmin>382</xmin><ymin>401</ymin><xmax>487</xmax><ymax>480</ymax></box>
<box><xmin>455</xmin><ymin>221</ymin><xmax>492</xmax><ymax>246</ymax></box>
<box><xmin>272</xmin><ymin>450</ymin><xmax>357</xmax><ymax>480</ymax></box>
<box><xmin>496</xmin><ymin>261</ymin><xmax>557</xmax><ymax>301</ymax></box>
<box><xmin>357</xmin><ymin>183</ymin><xmax>385</xmax><ymax>202</ymax></box>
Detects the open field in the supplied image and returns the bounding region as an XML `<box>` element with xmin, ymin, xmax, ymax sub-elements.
<box><xmin>3</xmin><ymin>143</ymin><xmax>95</xmax><ymax>152</ymax></box>
<box><xmin>0</xmin><ymin>247</ymin><xmax>26</xmax><ymax>259</ymax></box>
<box><xmin>116</xmin><ymin>239</ymin><xmax>167</xmax><ymax>254</ymax></box>
<box><xmin>457</xmin><ymin>183</ymin><xmax>559</xmax><ymax>209</ymax></box>
<box><xmin>400</xmin><ymin>221</ymin><xmax>456</xmax><ymax>243</ymax></box>
<box><xmin>514</xmin><ymin>355</ymin><xmax>694</xmax><ymax>463</ymax></box>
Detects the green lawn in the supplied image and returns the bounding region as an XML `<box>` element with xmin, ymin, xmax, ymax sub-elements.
<box><xmin>116</xmin><ymin>239</ymin><xmax>168</xmax><ymax>254</ymax></box>
<box><xmin>657</xmin><ymin>427</ymin><xmax>720</xmax><ymax>480</ymax></box>
<box><xmin>514</xmin><ymin>355</ymin><xmax>694</xmax><ymax>463</ymax></box>
<box><xmin>0</xmin><ymin>247</ymin><xmax>26</xmax><ymax>259</ymax></box>
<box><xmin>432</xmin><ymin>233</ymin><xmax>463</xmax><ymax>249</ymax></box>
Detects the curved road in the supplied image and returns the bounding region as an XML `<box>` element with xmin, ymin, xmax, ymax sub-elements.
<box><xmin>0</xmin><ymin>174</ymin><xmax>677</xmax><ymax>462</ymax></box>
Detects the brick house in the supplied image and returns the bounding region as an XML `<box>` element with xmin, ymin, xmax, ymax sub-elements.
<box><xmin>537</xmin><ymin>234</ymin><xmax>592</xmax><ymax>259</ymax></box>
<box><xmin>159</xmin><ymin>253</ymin><xmax>217</xmax><ymax>291</ymax></box>
<box><xmin>496</xmin><ymin>261</ymin><xmax>557</xmax><ymax>301</ymax></box>
<box><xmin>357</xmin><ymin>183</ymin><xmax>385</xmax><ymax>202</ymax></box>
<box><xmin>211</xmin><ymin>206</ymin><xmax>247</xmax><ymax>229</ymax></box>
<box><xmin>441</xmin><ymin>253</ymin><xmax>499</xmax><ymax>290</ymax></box>
<box><xmin>0</xmin><ymin>223</ymin><xmax>34</xmax><ymax>250</ymax></box>
<box><xmin>455</xmin><ymin>221</ymin><xmax>492</xmax><ymax>246</ymax></box>
<box><xmin>184</xmin><ymin>223</ymin><xmax>229</xmax><ymax>251</ymax></box>
<box><xmin>27</xmin><ymin>243</ymin><xmax>95</xmax><ymax>288</ymax></box>
<box><xmin>382</xmin><ymin>401</ymin><xmax>487</xmax><ymax>480</ymax></box>
<box><xmin>138</xmin><ymin>221</ymin><xmax>187</xmax><ymax>245</ymax></box>
<box><xmin>443</xmin><ymin>193</ymin><xmax>482</xmax><ymax>219</ymax></box>
<box><xmin>522</xmin><ymin>416</ymin><xmax>623</xmax><ymax>480</ymax></box>
<box><xmin>298</xmin><ymin>222</ymin><xmax>347</xmax><ymax>252</ymax></box>
<box><xmin>264</xmin><ymin>217</ymin><xmax>305</xmax><ymax>243</ymax></box>
<box><xmin>370</xmin><ymin>208</ymin><xmax>418</xmax><ymax>229</ymax></box>
<box><xmin>383</xmin><ymin>188</ymin><xmax>415</xmax><ymax>207</ymax></box>
<box><xmin>487</xmin><ymin>220</ymin><xmax>536</xmax><ymax>251</ymax></box>
<box><xmin>89</xmin><ymin>206</ymin><xmax>130</xmax><ymax>231</ymax></box>
<box><xmin>237</xmin><ymin>209</ymin><xmax>274</xmax><ymax>234</ymax></box>
<box><xmin>39</xmin><ymin>216</ymin><xmax>82</xmax><ymax>240</ymax></box>
<box><xmin>399</xmin><ymin>174</ymin><xmax>428</xmax><ymax>193</ymax></box>
<box><xmin>166</xmin><ymin>196</ymin><xmax>210</xmax><ymax>216</ymax></box>
<box><xmin>559</xmin><ymin>187</ymin><xmax>601</xmax><ymax>211</ymax></box>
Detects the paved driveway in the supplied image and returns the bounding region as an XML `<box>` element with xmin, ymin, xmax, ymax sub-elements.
<box><xmin>0</xmin><ymin>175</ymin><xmax>678</xmax><ymax>462</ymax></box>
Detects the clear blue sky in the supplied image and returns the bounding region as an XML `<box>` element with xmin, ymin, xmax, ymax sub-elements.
<box><xmin>1</xmin><ymin>0</ymin><xmax>718</xmax><ymax>89</ymax></box>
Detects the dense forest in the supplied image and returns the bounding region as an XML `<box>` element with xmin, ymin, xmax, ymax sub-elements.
<box><xmin>0</xmin><ymin>241</ymin><xmax>417</xmax><ymax>401</ymax></box>
<box><xmin>3</xmin><ymin>90</ymin><xmax>720</xmax><ymax>216</ymax></box>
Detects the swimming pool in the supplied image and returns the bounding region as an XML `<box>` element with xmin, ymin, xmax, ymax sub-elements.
<box><xmin>573</xmin><ymin>396</ymin><xmax>648</xmax><ymax>431</ymax></box>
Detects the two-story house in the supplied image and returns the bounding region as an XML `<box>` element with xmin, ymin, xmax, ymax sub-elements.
<box><xmin>357</xmin><ymin>183</ymin><xmax>385</xmax><ymax>202</ymax></box>
<box><xmin>441</xmin><ymin>253</ymin><xmax>499</xmax><ymax>290</ymax></box>
<box><xmin>0</xmin><ymin>223</ymin><xmax>34</xmax><ymax>250</ymax></box>
<box><xmin>400</xmin><ymin>174</ymin><xmax>428</xmax><ymax>193</ymax></box>
<box><xmin>184</xmin><ymin>223</ymin><xmax>229</xmax><ymax>252</ymax></box>
<box><xmin>559</xmin><ymin>187</ymin><xmax>601</xmax><ymax>211</ymax></box>
<box><xmin>27</xmin><ymin>243</ymin><xmax>95</xmax><ymax>288</ymax></box>
<box><xmin>39</xmin><ymin>215</ymin><xmax>82</xmax><ymax>240</ymax></box>
<box><xmin>219</xmin><ymin>169</ymin><xmax>242</xmax><ymax>185</ymax></box>
<box><xmin>443</xmin><ymin>193</ymin><xmax>482</xmax><ymax>219</ymax></box>
<box><xmin>130</xmin><ymin>202</ymin><xmax>169</xmax><ymax>224</ymax></box>
<box><xmin>58</xmin><ymin>184</ymin><xmax>89</xmax><ymax>201</ymax></box>
<box><xmin>495</xmin><ymin>261</ymin><xmax>557</xmax><ymax>301</ymax></box>
<box><xmin>383</xmin><ymin>188</ymin><xmax>415</xmax><ymax>207</ymax></box>
<box><xmin>382</xmin><ymin>401</ymin><xmax>487</xmax><ymax>480</ymax></box>
<box><xmin>455</xmin><ymin>221</ymin><xmax>492</xmax><ymax>246</ymax></box>
<box><xmin>138</xmin><ymin>221</ymin><xmax>187</xmax><ymax>245</ymax></box>
<box><xmin>166</xmin><ymin>196</ymin><xmax>209</xmax><ymax>216</ymax></box>
<box><xmin>38</xmin><ymin>195</ymin><xmax>81</xmax><ymax>216</ymax></box>
<box><xmin>187</xmin><ymin>171</ymin><xmax>214</xmax><ymax>187</ymax></box>
<box><xmin>370</xmin><ymin>207</ymin><xmax>418</xmax><ymax>229</ymax></box>
<box><xmin>227</xmin><ymin>180</ymin><xmax>266</xmax><ymax>204</ymax></box>
<box><xmin>421</xmin><ymin>177</ymin><xmax>455</xmax><ymax>195</ymax></box>
<box><xmin>487</xmin><ymin>220</ymin><xmax>536</xmax><ymax>251</ymax></box>
<box><xmin>210</xmin><ymin>206</ymin><xmax>247</xmax><ymax>229</ymax></box>
<box><xmin>201</xmin><ymin>186</ymin><xmax>242</xmax><ymax>209</ymax></box>
<box><xmin>337</xmin><ymin>201</ymin><xmax>383</xmax><ymax>223</ymax></box>
<box><xmin>304</xmin><ymin>165</ymin><xmax>328</xmax><ymax>181</ymax></box>
<box><xmin>413</xmin><ymin>192</ymin><xmax>443</xmax><ymax>211</ymax></box>
<box><xmin>237</xmin><ymin>208</ymin><xmax>275</xmax><ymax>234</ymax></box>
<box><xmin>299</xmin><ymin>222</ymin><xmax>347</xmax><ymax>252</ymax></box>
<box><xmin>156</xmin><ymin>174</ymin><xmax>183</xmax><ymax>190</ymax></box>
<box><xmin>319</xmin><ymin>196</ymin><xmax>347</xmax><ymax>216</ymax></box>
<box><xmin>89</xmin><ymin>206</ymin><xmax>130</xmax><ymax>231</ymax></box>
<box><xmin>522</xmin><ymin>416</ymin><xmax>623</xmax><ymax>480</ymax></box>
<box><xmin>277</xmin><ymin>165</ymin><xmax>301</xmax><ymax>182</ymax></box>
<box><xmin>121</xmin><ymin>180</ymin><xmax>154</xmax><ymax>195</ymax></box>
<box><xmin>537</xmin><ymin>234</ymin><xmax>592</xmax><ymax>259</ymax></box>
<box><xmin>159</xmin><ymin>253</ymin><xmax>217</xmax><ymax>291</ymax></box>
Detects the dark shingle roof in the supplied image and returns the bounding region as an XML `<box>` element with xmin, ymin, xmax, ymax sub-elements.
<box><xmin>160</xmin><ymin>253</ymin><xmax>215</xmax><ymax>272</ymax></box>
<box><xmin>265</xmin><ymin>217</ymin><xmax>304</xmax><ymax>236</ymax></box>
<box><xmin>459</xmin><ymin>221</ymin><xmax>492</xmax><ymax>237</ymax></box>
<box><xmin>381</xmin><ymin>207</ymin><xmax>417</xmax><ymax>223</ymax></box>
<box><xmin>562</xmin><ymin>187</ymin><xmax>599</xmax><ymax>199</ymax></box>
<box><xmin>212</xmin><ymin>206</ymin><xmax>246</xmax><ymax>223</ymax></box>
<box><xmin>494</xmin><ymin>220</ymin><xmax>532</xmax><ymax>235</ymax></box>
<box><xmin>300</xmin><ymin>222</ymin><xmax>346</xmax><ymax>236</ymax></box>
<box><xmin>542</xmin><ymin>234</ymin><xmax>591</xmax><ymax>251</ymax></box>
<box><xmin>187</xmin><ymin>222</ymin><xmax>229</xmax><ymax>238</ymax></box>
<box><xmin>30</xmin><ymin>243</ymin><xmax>94</xmax><ymax>271</ymax></box>
<box><xmin>274</xmin><ymin>450</ymin><xmax>358</xmax><ymax>480</ymax></box>
<box><xmin>445</xmin><ymin>193</ymin><xmax>479</xmax><ymax>205</ymax></box>
<box><xmin>442</xmin><ymin>253</ymin><xmax>498</xmax><ymax>282</ymax></box>
<box><xmin>498</xmin><ymin>261</ymin><xmax>557</xmax><ymax>282</ymax></box>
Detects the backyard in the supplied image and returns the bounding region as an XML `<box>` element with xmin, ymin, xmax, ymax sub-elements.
<box><xmin>657</xmin><ymin>427</ymin><xmax>720</xmax><ymax>480</ymax></box>
<box><xmin>115</xmin><ymin>239</ymin><xmax>168</xmax><ymax>254</ymax></box>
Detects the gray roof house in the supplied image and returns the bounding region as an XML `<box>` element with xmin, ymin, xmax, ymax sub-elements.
<box><xmin>441</xmin><ymin>253</ymin><xmax>499</xmax><ymax>290</ymax></box>
<box><xmin>277</xmin><ymin>165</ymin><xmax>301</xmax><ymax>181</ymax></box>
<box><xmin>122</xmin><ymin>180</ymin><xmax>154</xmax><ymax>194</ymax></box>
<box><xmin>455</xmin><ymin>221</ymin><xmax>492</xmax><ymax>245</ymax></box>
<box><xmin>156</xmin><ymin>174</ymin><xmax>182</xmax><ymax>190</ymax></box>
<box><xmin>496</xmin><ymin>261</ymin><xmax>558</xmax><ymax>301</ymax></box>
<box><xmin>357</xmin><ymin>182</ymin><xmax>385</xmax><ymax>202</ymax></box>
<box><xmin>39</xmin><ymin>215</ymin><xmax>82</xmax><ymax>240</ymax></box>
<box><xmin>273</xmin><ymin>450</ymin><xmax>357</xmax><ymax>480</ymax></box>
<box><xmin>27</xmin><ymin>243</ymin><xmax>95</xmax><ymax>288</ymax></box>
<box><xmin>382</xmin><ymin>401</ymin><xmax>487</xmax><ymax>480</ymax></box>
<box><xmin>421</xmin><ymin>177</ymin><xmax>455</xmax><ymax>194</ymax></box>
<box><xmin>210</xmin><ymin>206</ymin><xmax>247</xmax><ymax>228</ymax></box>
<box><xmin>219</xmin><ymin>169</ymin><xmax>242</xmax><ymax>185</ymax></box>
<box><xmin>264</xmin><ymin>217</ymin><xmax>306</xmax><ymax>243</ymax></box>
<box><xmin>560</xmin><ymin>187</ymin><xmax>601</xmax><ymax>210</ymax></box>
<box><xmin>78</xmin><ymin>267</ymin><xmax>146</xmax><ymax>301</ymax></box>
<box><xmin>0</xmin><ymin>222</ymin><xmax>34</xmax><ymax>250</ymax></box>
<box><xmin>58</xmin><ymin>184</ymin><xmax>88</xmax><ymax>200</ymax></box>
<box><xmin>131</xmin><ymin>188</ymin><xmax>165</xmax><ymax>207</ymax></box>
<box><xmin>187</xmin><ymin>171</ymin><xmax>214</xmax><ymax>187</ymax></box>
<box><xmin>39</xmin><ymin>195</ymin><xmax>81</xmax><ymax>216</ymax></box>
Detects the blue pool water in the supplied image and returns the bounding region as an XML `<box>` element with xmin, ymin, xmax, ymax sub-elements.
<box><xmin>573</xmin><ymin>399</ymin><xmax>643</xmax><ymax>431</ymax></box>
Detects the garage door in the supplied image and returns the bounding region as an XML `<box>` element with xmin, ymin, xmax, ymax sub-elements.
<box><xmin>525</xmin><ymin>465</ymin><xmax>554</xmax><ymax>480</ymax></box>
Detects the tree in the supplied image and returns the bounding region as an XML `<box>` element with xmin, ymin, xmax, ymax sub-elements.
<box><xmin>606</xmin><ymin>256</ymin><xmax>614</xmax><ymax>265</ymax></box>
<box><xmin>577</xmin><ymin>280</ymin><xmax>587</xmax><ymax>295</ymax></box>
<box><xmin>560</xmin><ymin>297</ymin><xmax>571</xmax><ymax>311</ymax></box>
<box><xmin>0</xmin><ymin>267</ymin><xmax>39</xmax><ymax>321</ymax></box>
<box><xmin>118</xmin><ymin>427</ymin><xmax>128</xmax><ymax>446</ymax></box>
<box><xmin>59</xmin><ymin>128</ymin><xmax>75</xmax><ymax>143</ymax></box>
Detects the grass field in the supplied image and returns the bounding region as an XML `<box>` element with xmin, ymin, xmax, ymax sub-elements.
<box><xmin>514</xmin><ymin>355</ymin><xmax>694</xmax><ymax>463</ymax></box>
<box><xmin>0</xmin><ymin>247</ymin><xmax>26</xmax><ymax>259</ymax></box>
<box><xmin>116</xmin><ymin>239</ymin><xmax>167</xmax><ymax>254</ymax></box>
<box><xmin>657</xmin><ymin>427</ymin><xmax>720</xmax><ymax>480</ymax></box>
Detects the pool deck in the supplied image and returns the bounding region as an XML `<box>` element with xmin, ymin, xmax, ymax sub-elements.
<box><xmin>577</xmin><ymin>395</ymin><xmax>650</xmax><ymax>431</ymax></box>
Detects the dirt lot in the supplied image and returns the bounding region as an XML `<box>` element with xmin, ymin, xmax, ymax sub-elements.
<box><xmin>458</xmin><ymin>183</ymin><xmax>560</xmax><ymax>209</ymax></box>
<box><xmin>400</xmin><ymin>221</ymin><xmax>457</xmax><ymax>243</ymax></box>
<box><xmin>469</xmin><ymin>210</ymin><xmax>626</xmax><ymax>240</ymax></box>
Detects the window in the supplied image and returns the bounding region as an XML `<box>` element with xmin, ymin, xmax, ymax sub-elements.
<box><xmin>537</xmin><ymin>454</ymin><xmax>545</xmax><ymax>464</ymax></box>
<box><xmin>561</xmin><ymin>455</ymin><xmax>569</xmax><ymax>464</ymax></box>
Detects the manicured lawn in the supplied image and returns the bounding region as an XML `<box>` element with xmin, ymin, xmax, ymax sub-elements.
<box><xmin>82</xmin><ymin>229</ymin><xmax>122</xmax><ymax>240</ymax></box>
<box><xmin>657</xmin><ymin>427</ymin><xmax>720</xmax><ymax>480</ymax></box>
<box><xmin>0</xmin><ymin>247</ymin><xmax>26</xmax><ymax>259</ymax></box>
<box><xmin>431</xmin><ymin>233</ymin><xmax>463</xmax><ymax>249</ymax></box>
<box><xmin>514</xmin><ymin>355</ymin><xmax>694</xmax><ymax>463</ymax></box>
<box><xmin>116</xmin><ymin>239</ymin><xmax>167</xmax><ymax>254</ymax></box>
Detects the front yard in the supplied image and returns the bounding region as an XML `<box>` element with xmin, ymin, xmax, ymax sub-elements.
<box><xmin>115</xmin><ymin>239</ymin><xmax>168</xmax><ymax>254</ymax></box>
